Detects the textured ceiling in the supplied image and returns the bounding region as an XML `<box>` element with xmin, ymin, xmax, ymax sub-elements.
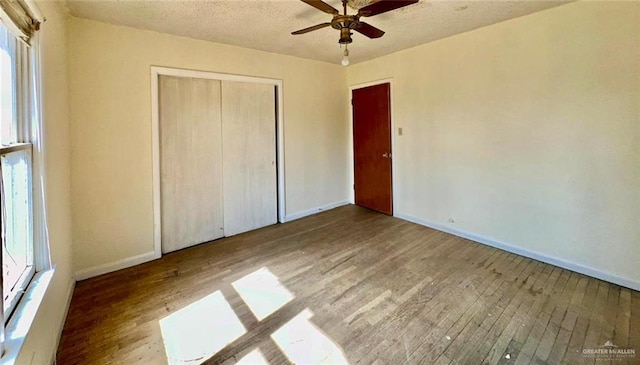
<box><xmin>66</xmin><ymin>0</ymin><xmax>571</xmax><ymax>65</ymax></box>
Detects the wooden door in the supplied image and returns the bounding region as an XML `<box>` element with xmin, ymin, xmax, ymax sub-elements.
<box><xmin>352</xmin><ymin>83</ymin><xmax>393</xmax><ymax>215</ymax></box>
<box><xmin>159</xmin><ymin>76</ymin><xmax>225</xmax><ymax>253</ymax></box>
<box><xmin>221</xmin><ymin>81</ymin><xmax>277</xmax><ymax>236</ymax></box>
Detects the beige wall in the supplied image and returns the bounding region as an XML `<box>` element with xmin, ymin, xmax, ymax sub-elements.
<box><xmin>348</xmin><ymin>1</ymin><xmax>640</xmax><ymax>287</ymax></box>
<box><xmin>68</xmin><ymin>18</ymin><xmax>350</xmax><ymax>273</ymax></box>
<box><xmin>16</xmin><ymin>1</ymin><xmax>74</xmax><ymax>364</ymax></box>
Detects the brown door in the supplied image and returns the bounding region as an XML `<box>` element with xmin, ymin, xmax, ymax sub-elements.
<box><xmin>352</xmin><ymin>83</ymin><xmax>392</xmax><ymax>215</ymax></box>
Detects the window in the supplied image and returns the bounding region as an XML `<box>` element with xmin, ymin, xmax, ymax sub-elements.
<box><xmin>0</xmin><ymin>21</ymin><xmax>35</xmax><ymax>323</ymax></box>
<box><xmin>0</xmin><ymin>1</ymin><xmax>46</xmax><ymax>357</ymax></box>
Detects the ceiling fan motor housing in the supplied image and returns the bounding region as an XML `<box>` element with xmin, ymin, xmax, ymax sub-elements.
<box><xmin>339</xmin><ymin>27</ymin><xmax>353</xmax><ymax>44</ymax></box>
<box><xmin>331</xmin><ymin>15</ymin><xmax>359</xmax><ymax>44</ymax></box>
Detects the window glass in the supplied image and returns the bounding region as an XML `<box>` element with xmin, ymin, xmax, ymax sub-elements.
<box><xmin>1</xmin><ymin>150</ymin><xmax>33</xmax><ymax>314</ymax></box>
<box><xmin>0</xmin><ymin>25</ymin><xmax>17</xmax><ymax>146</ymax></box>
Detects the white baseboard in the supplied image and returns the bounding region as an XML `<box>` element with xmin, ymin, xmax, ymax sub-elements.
<box><xmin>395</xmin><ymin>212</ymin><xmax>640</xmax><ymax>292</ymax></box>
<box><xmin>284</xmin><ymin>200</ymin><xmax>350</xmax><ymax>222</ymax></box>
<box><xmin>74</xmin><ymin>251</ymin><xmax>160</xmax><ymax>281</ymax></box>
<box><xmin>50</xmin><ymin>278</ymin><xmax>75</xmax><ymax>364</ymax></box>
<box><xmin>75</xmin><ymin>201</ymin><xmax>351</xmax><ymax>281</ymax></box>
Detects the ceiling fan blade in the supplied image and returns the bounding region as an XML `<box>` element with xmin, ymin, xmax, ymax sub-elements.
<box><xmin>358</xmin><ymin>0</ymin><xmax>419</xmax><ymax>17</ymax></box>
<box><xmin>300</xmin><ymin>0</ymin><xmax>339</xmax><ymax>15</ymax></box>
<box><xmin>354</xmin><ymin>22</ymin><xmax>385</xmax><ymax>38</ymax></box>
<box><xmin>292</xmin><ymin>22</ymin><xmax>332</xmax><ymax>35</ymax></box>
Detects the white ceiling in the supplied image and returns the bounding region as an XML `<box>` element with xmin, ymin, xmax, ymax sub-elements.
<box><xmin>66</xmin><ymin>0</ymin><xmax>571</xmax><ymax>65</ymax></box>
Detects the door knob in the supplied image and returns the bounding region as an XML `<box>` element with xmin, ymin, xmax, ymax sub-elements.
<box><xmin>382</xmin><ymin>152</ymin><xmax>391</xmax><ymax>158</ymax></box>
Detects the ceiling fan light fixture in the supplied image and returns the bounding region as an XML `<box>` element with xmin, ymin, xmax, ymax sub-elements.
<box><xmin>341</xmin><ymin>47</ymin><xmax>350</xmax><ymax>66</ymax></box>
<box><xmin>347</xmin><ymin>0</ymin><xmax>376</xmax><ymax>10</ymax></box>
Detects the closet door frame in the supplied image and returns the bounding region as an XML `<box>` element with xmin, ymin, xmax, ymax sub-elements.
<box><xmin>150</xmin><ymin>66</ymin><xmax>285</xmax><ymax>258</ymax></box>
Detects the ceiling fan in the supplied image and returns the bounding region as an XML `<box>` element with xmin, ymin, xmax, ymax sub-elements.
<box><xmin>292</xmin><ymin>0</ymin><xmax>418</xmax><ymax>65</ymax></box>
<box><xmin>292</xmin><ymin>0</ymin><xmax>420</xmax><ymax>44</ymax></box>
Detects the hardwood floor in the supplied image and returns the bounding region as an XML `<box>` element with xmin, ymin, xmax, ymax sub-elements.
<box><xmin>57</xmin><ymin>205</ymin><xmax>640</xmax><ymax>364</ymax></box>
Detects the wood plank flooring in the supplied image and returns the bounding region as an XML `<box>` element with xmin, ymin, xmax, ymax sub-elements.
<box><xmin>56</xmin><ymin>205</ymin><xmax>640</xmax><ymax>364</ymax></box>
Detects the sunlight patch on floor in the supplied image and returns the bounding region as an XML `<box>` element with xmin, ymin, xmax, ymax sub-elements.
<box><xmin>159</xmin><ymin>291</ymin><xmax>246</xmax><ymax>365</ymax></box>
<box><xmin>232</xmin><ymin>267</ymin><xmax>294</xmax><ymax>321</ymax></box>
<box><xmin>271</xmin><ymin>308</ymin><xmax>350</xmax><ymax>364</ymax></box>
<box><xmin>236</xmin><ymin>348</ymin><xmax>269</xmax><ymax>364</ymax></box>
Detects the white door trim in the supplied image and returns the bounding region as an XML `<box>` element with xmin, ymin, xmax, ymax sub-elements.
<box><xmin>151</xmin><ymin>66</ymin><xmax>286</xmax><ymax>258</ymax></box>
<box><xmin>348</xmin><ymin>78</ymin><xmax>397</xmax><ymax>216</ymax></box>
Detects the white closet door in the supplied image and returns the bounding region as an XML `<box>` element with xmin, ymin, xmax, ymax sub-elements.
<box><xmin>159</xmin><ymin>76</ymin><xmax>224</xmax><ymax>253</ymax></box>
<box><xmin>221</xmin><ymin>81</ymin><xmax>277</xmax><ymax>236</ymax></box>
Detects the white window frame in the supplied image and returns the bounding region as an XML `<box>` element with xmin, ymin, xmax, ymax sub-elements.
<box><xmin>0</xmin><ymin>22</ymin><xmax>37</xmax><ymax>354</ymax></box>
<box><xmin>0</xmin><ymin>3</ymin><xmax>50</xmax><ymax>360</ymax></box>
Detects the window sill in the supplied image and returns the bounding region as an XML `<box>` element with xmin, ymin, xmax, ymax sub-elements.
<box><xmin>2</xmin><ymin>269</ymin><xmax>54</xmax><ymax>365</ymax></box>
